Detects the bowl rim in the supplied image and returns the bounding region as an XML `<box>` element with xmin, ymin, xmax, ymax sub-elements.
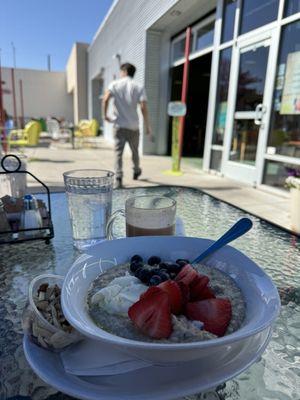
<box><xmin>62</xmin><ymin>236</ymin><xmax>281</xmax><ymax>350</ymax></box>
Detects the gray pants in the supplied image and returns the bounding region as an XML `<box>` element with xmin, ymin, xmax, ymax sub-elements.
<box><xmin>114</xmin><ymin>128</ymin><xmax>141</xmax><ymax>179</ymax></box>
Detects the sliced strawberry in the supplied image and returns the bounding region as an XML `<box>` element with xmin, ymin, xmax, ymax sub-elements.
<box><xmin>177</xmin><ymin>281</ymin><xmax>190</xmax><ymax>305</ymax></box>
<box><xmin>158</xmin><ymin>280</ymin><xmax>182</xmax><ymax>314</ymax></box>
<box><xmin>139</xmin><ymin>286</ymin><xmax>156</xmax><ymax>301</ymax></box>
<box><xmin>175</xmin><ymin>264</ymin><xmax>198</xmax><ymax>286</ymax></box>
<box><xmin>189</xmin><ymin>274</ymin><xmax>210</xmax><ymax>300</ymax></box>
<box><xmin>195</xmin><ymin>285</ymin><xmax>216</xmax><ymax>300</ymax></box>
<box><xmin>185</xmin><ymin>298</ymin><xmax>232</xmax><ymax>337</ymax></box>
<box><xmin>128</xmin><ymin>287</ymin><xmax>172</xmax><ymax>339</ymax></box>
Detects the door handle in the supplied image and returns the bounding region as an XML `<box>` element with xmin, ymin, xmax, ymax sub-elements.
<box><xmin>254</xmin><ymin>104</ymin><xmax>266</xmax><ymax>126</ymax></box>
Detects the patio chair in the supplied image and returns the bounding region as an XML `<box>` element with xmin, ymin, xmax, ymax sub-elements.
<box><xmin>75</xmin><ymin>119</ymin><xmax>99</xmax><ymax>137</ymax></box>
<box><xmin>8</xmin><ymin>120</ymin><xmax>42</xmax><ymax>149</ymax></box>
<box><xmin>74</xmin><ymin>119</ymin><xmax>100</xmax><ymax>148</ymax></box>
<box><xmin>46</xmin><ymin>118</ymin><xmax>72</xmax><ymax>141</ymax></box>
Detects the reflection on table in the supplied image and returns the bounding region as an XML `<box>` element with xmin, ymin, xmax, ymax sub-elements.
<box><xmin>0</xmin><ymin>186</ymin><xmax>299</xmax><ymax>400</ymax></box>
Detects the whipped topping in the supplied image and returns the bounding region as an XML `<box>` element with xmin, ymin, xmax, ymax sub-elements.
<box><xmin>91</xmin><ymin>274</ymin><xmax>147</xmax><ymax>316</ymax></box>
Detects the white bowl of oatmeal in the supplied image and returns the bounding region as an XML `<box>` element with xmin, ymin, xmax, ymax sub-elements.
<box><xmin>61</xmin><ymin>236</ymin><xmax>280</xmax><ymax>363</ymax></box>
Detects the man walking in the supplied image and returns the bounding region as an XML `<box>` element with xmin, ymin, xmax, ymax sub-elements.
<box><xmin>103</xmin><ymin>63</ymin><xmax>152</xmax><ymax>188</ymax></box>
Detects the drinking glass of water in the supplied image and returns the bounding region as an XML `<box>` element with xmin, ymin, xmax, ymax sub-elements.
<box><xmin>63</xmin><ymin>169</ymin><xmax>114</xmax><ymax>250</ymax></box>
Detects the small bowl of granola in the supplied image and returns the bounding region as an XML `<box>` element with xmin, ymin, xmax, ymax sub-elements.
<box><xmin>22</xmin><ymin>274</ymin><xmax>82</xmax><ymax>351</ymax></box>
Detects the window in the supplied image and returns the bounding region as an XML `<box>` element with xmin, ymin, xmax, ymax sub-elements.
<box><xmin>284</xmin><ymin>0</ymin><xmax>300</xmax><ymax>17</ymax></box>
<box><xmin>221</xmin><ymin>0</ymin><xmax>237</xmax><ymax>43</ymax></box>
<box><xmin>171</xmin><ymin>14</ymin><xmax>216</xmax><ymax>63</ymax></box>
<box><xmin>195</xmin><ymin>21</ymin><xmax>215</xmax><ymax>51</ymax></box>
<box><xmin>239</xmin><ymin>0</ymin><xmax>279</xmax><ymax>35</ymax></box>
<box><xmin>172</xmin><ymin>37</ymin><xmax>185</xmax><ymax>62</ymax></box>
<box><xmin>229</xmin><ymin>43</ymin><xmax>269</xmax><ymax>165</ymax></box>
<box><xmin>264</xmin><ymin>160</ymin><xmax>300</xmax><ymax>189</ymax></box>
<box><xmin>267</xmin><ymin>20</ymin><xmax>300</xmax><ymax>158</ymax></box>
<box><xmin>230</xmin><ymin>120</ymin><xmax>259</xmax><ymax>164</ymax></box>
<box><xmin>212</xmin><ymin>47</ymin><xmax>232</xmax><ymax>145</ymax></box>
<box><xmin>235</xmin><ymin>45</ymin><xmax>269</xmax><ymax>112</ymax></box>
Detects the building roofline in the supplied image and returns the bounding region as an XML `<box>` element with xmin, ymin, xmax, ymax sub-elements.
<box><xmin>74</xmin><ymin>42</ymin><xmax>89</xmax><ymax>47</ymax></box>
<box><xmin>88</xmin><ymin>0</ymin><xmax>120</xmax><ymax>51</ymax></box>
<box><xmin>1</xmin><ymin>66</ymin><xmax>65</xmax><ymax>73</ymax></box>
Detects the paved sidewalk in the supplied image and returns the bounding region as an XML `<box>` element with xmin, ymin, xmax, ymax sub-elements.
<box><xmin>21</xmin><ymin>138</ymin><xmax>293</xmax><ymax>234</ymax></box>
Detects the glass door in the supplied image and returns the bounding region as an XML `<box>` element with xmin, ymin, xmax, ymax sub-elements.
<box><xmin>223</xmin><ymin>32</ymin><xmax>275</xmax><ymax>185</ymax></box>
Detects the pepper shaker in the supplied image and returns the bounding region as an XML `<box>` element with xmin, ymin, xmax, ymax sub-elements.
<box><xmin>21</xmin><ymin>195</ymin><xmax>43</xmax><ymax>236</ymax></box>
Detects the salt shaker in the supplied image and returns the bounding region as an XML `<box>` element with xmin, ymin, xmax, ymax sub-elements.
<box><xmin>0</xmin><ymin>199</ymin><xmax>11</xmax><ymax>242</ymax></box>
<box><xmin>21</xmin><ymin>195</ymin><xmax>43</xmax><ymax>236</ymax></box>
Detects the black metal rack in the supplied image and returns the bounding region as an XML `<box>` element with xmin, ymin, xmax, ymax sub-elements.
<box><xmin>0</xmin><ymin>154</ymin><xmax>54</xmax><ymax>244</ymax></box>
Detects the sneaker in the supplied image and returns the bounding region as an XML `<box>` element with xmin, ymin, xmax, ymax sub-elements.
<box><xmin>115</xmin><ymin>178</ymin><xmax>123</xmax><ymax>189</ymax></box>
<box><xmin>133</xmin><ymin>170</ymin><xmax>142</xmax><ymax>180</ymax></box>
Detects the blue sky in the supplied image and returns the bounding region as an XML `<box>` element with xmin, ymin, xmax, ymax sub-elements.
<box><xmin>0</xmin><ymin>0</ymin><xmax>113</xmax><ymax>71</ymax></box>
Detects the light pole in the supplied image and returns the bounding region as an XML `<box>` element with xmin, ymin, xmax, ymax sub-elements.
<box><xmin>0</xmin><ymin>48</ymin><xmax>4</xmax><ymax>126</ymax></box>
<box><xmin>11</xmin><ymin>42</ymin><xmax>16</xmax><ymax>69</ymax></box>
<box><xmin>47</xmin><ymin>54</ymin><xmax>51</xmax><ymax>71</ymax></box>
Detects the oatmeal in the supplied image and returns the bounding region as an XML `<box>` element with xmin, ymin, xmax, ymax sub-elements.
<box><xmin>87</xmin><ymin>259</ymin><xmax>245</xmax><ymax>343</ymax></box>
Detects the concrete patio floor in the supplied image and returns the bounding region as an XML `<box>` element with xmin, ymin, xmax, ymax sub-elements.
<box><xmin>20</xmin><ymin>138</ymin><xmax>293</xmax><ymax>235</ymax></box>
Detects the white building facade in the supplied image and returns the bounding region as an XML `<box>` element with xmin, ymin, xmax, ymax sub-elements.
<box><xmin>66</xmin><ymin>43</ymin><xmax>89</xmax><ymax>124</ymax></box>
<box><xmin>88</xmin><ymin>0</ymin><xmax>300</xmax><ymax>191</ymax></box>
<box><xmin>2</xmin><ymin>67</ymin><xmax>73</xmax><ymax>123</ymax></box>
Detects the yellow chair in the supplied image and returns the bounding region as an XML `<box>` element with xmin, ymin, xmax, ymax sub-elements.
<box><xmin>75</xmin><ymin>119</ymin><xmax>99</xmax><ymax>138</ymax></box>
<box><xmin>8</xmin><ymin>121</ymin><xmax>42</xmax><ymax>148</ymax></box>
<box><xmin>90</xmin><ymin>119</ymin><xmax>100</xmax><ymax>137</ymax></box>
<box><xmin>74</xmin><ymin>119</ymin><xmax>100</xmax><ymax>148</ymax></box>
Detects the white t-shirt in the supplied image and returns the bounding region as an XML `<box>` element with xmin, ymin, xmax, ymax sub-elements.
<box><xmin>108</xmin><ymin>77</ymin><xmax>147</xmax><ymax>131</ymax></box>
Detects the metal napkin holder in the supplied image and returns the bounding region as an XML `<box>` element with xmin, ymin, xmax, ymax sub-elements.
<box><xmin>0</xmin><ymin>154</ymin><xmax>54</xmax><ymax>244</ymax></box>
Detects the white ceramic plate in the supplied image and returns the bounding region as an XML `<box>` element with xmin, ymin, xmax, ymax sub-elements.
<box><xmin>23</xmin><ymin>326</ymin><xmax>272</xmax><ymax>400</ymax></box>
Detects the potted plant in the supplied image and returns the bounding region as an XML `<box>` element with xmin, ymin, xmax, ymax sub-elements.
<box><xmin>285</xmin><ymin>167</ymin><xmax>300</xmax><ymax>234</ymax></box>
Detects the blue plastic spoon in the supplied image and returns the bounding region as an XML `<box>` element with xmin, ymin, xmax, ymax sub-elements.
<box><xmin>191</xmin><ymin>218</ymin><xmax>253</xmax><ymax>264</ymax></box>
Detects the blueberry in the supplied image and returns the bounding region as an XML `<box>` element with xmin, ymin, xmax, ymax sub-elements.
<box><xmin>130</xmin><ymin>261</ymin><xmax>143</xmax><ymax>274</ymax></box>
<box><xmin>134</xmin><ymin>267</ymin><xmax>143</xmax><ymax>278</ymax></box>
<box><xmin>131</xmin><ymin>255</ymin><xmax>143</xmax><ymax>263</ymax></box>
<box><xmin>150</xmin><ymin>268</ymin><xmax>161</xmax><ymax>276</ymax></box>
<box><xmin>159</xmin><ymin>262</ymin><xmax>168</xmax><ymax>269</ymax></box>
<box><xmin>176</xmin><ymin>259</ymin><xmax>190</xmax><ymax>267</ymax></box>
<box><xmin>158</xmin><ymin>271</ymin><xmax>170</xmax><ymax>282</ymax></box>
<box><xmin>148</xmin><ymin>256</ymin><xmax>161</xmax><ymax>266</ymax></box>
<box><xmin>159</xmin><ymin>268</ymin><xmax>168</xmax><ymax>274</ymax></box>
<box><xmin>170</xmin><ymin>263</ymin><xmax>183</xmax><ymax>273</ymax></box>
<box><xmin>160</xmin><ymin>262</ymin><xmax>182</xmax><ymax>273</ymax></box>
<box><xmin>137</xmin><ymin>269</ymin><xmax>152</xmax><ymax>284</ymax></box>
<box><xmin>149</xmin><ymin>275</ymin><xmax>162</xmax><ymax>286</ymax></box>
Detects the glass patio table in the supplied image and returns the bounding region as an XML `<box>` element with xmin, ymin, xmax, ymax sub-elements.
<box><xmin>0</xmin><ymin>186</ymin><xmax>299</xmax><ymax>400</ymax></box>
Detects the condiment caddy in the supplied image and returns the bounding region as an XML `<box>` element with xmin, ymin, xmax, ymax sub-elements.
<box><xmin>0</xmin><ymin>154</ymin><xmax>54</xmax><ymax>244</ymax></box>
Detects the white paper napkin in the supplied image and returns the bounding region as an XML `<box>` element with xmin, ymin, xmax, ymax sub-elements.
<box><xmin>60</xmin><ymin>339</ymin><xmax>151</xmax><ymax>376</ymax></box>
